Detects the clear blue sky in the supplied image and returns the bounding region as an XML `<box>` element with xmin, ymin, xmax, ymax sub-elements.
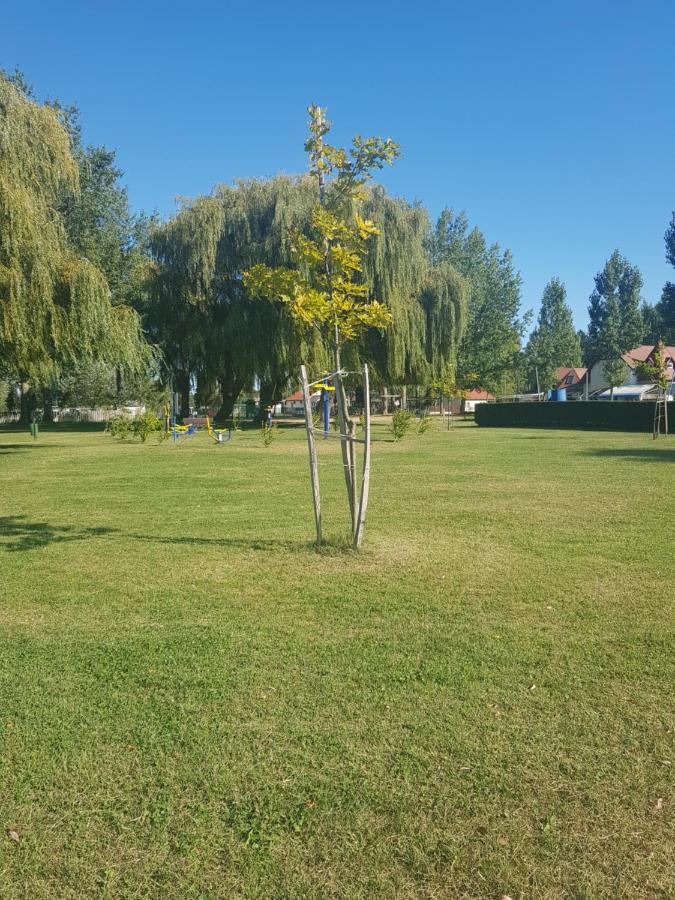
<box><xmin>3</xmin><ymin>0</ymin><xmax>675</xmax><ymax>331</ymax></box>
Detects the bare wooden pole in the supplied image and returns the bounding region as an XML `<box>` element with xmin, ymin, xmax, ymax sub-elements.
<box><xmin>300</xmin><ymin>365</ymin><xmax>321</xmax><ymax>545</ymax></box>
<box><xmin>334</xmin><ymin>366</ymin><xmax>356</xmax><ymax>531</ymax></box>
<box><xmin>348</xmin><ymin>416</ymin><xmax>358</xmax><ymax>537</ymax></box>
<box><xmin>354</xmin><ymin>363</ymin><xmax>371</xmax><ymax>549</ymax></box>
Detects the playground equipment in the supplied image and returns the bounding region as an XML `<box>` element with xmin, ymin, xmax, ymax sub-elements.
<box><xmin>205</xmin><ymin>415</ymin><xmax>232</xmax><ymax>444</ymax></box>
<box><xmin>163</xmin><ymin>395</ymin><xmax>233</xmax><ymax>445</ymax></box>
<box><xmin>309</xmin><ymin>376</ymin><xmax>335</xmax><ymax>438</ymax></box>
<box><xmin>172</xmin><ymin>422</ymin><xmax>196</xmax><ymax>442</ymax></box>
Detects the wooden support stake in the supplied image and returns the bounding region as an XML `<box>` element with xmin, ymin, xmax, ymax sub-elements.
<box><xmin>353</xmin><ymin>363</ymin><xmax>371</xmax><ymax>549</ymax></box>
<box><xmin>300</xmin><ymin>365</ymin><xmax>321</xmax><ymax>545</ymax></box>
<box><xmin>335</xmin><ymin>371</ymin><xmax>355</xmax><ymax>531</ymax></box>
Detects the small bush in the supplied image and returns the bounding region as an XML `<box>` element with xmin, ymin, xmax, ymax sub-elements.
<box><xmin>107</xmin><ymin>414</ymin><xmax>132</xmax><ymax>440</ymax></box>
<box><xmin>261</xmin><ymin>423</ymin><xmax>277</xmax><ymax>447</ymax></box>
<box><xmin>133</xmin><ymin>411</ymin><xmax>164</xmax><ymax>442</ymax></box>
<box><xmin>417</xmin><ymin>415</ymin><xmax>434</xmax><ymax>434</ymax></box>
<box><xmin>391</xmin><ymin>409</ymin><xmax>413</xmax><ymax>441</ymax></box>
<box><xmin>107</xmin><ymin>411</ymin><xmax>164</xmax><ymax>442</ymax></box>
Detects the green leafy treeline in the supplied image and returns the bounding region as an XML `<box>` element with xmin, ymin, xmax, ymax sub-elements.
<box><xmin>4</xmin><ymin>69</ymin><xmax>673</xmax><ymax>417</ymax></box>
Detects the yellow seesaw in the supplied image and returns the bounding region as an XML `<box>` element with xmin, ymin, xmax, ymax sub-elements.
<box><xmin>205</xmin><ymin>415</ymin><xmax>232</xmax><ymax>444</ymax></box>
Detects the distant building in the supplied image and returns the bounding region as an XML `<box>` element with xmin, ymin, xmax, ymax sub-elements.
<box><xmin>587</xmin><ymin>345</ymin><xmax>675</xmax><ymax>399</ymax></box>
<box><xmin>280</xmin><ymin>389</ymin><xmax>321</xmax><ymax>416</ymax></box>
<box><xmin>463</xmin><ymin>389</ymin><xmax>495</xmax><ymax>413</ymax></box>
<box><xmin>555</xmin><ymin>367</ymin><xmax>588</xmax><ymax>398</ymax></box>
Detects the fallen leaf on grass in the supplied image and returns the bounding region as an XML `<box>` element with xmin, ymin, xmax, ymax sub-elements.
<box><xmin>528</xmin><ymin>684</ymin><xmax>536</xmax><ymax>691</ymax></box>
<box><xmin>653</xmin><ymin>797</ymin><xmax>663</xmax><ymax>811</ymax></box>
<box><xmin>6</xmin><ymin>828</ymin><xmax>20</xmax><ymax>844</ymax></box>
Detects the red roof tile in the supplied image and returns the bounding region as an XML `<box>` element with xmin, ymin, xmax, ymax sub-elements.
<box><xmin>465</xmin><ymin>389</ymin><xmax>495</xmax><ymax>400</ymax></box>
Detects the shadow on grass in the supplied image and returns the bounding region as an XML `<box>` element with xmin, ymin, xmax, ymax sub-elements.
<box><xmin>126</xmin><ymin>532</ymin><xmax>323</xmax><ymax>553</ymax></box>
<box><xmin>582</xmin><ymin>446</ymin><xmax>675</xmax><ymax>463</ymax></box>
<box><xmin>0</xmin><ymin>515</ymin><xmax>342</xmax><ymax>555</ymax></box>
<box><xmin>0</xmin><ymin>443</ymin><xmax>56</xmax><ymax>454</ymax></box>
<box><xmin>0</xmin><ymin>516</ymin><xmax>115</xmax><ymax>551</ymax></box>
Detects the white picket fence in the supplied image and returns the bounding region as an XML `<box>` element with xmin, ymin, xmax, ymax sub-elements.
<box><xmin>0</xmin><ymin>406</ymin><xmax>146</xmax><ymax>425</ymax></box>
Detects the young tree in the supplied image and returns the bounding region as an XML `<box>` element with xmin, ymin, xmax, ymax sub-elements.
<box><xmin>244</xmin><ymin>106</ymin><xmax>399</xmax><ymax>547</ymax></box>
<box><xmin>0</xmin><ymin>73</ymin><xmax>149</xmax><ymax>422</ymax></box>
<box><xmin>525</xmin><ymin>278</ymin><xmax>581</xmax><ymax>392</ymax></box>
<box><xmin>639</xmin><ymin>340</ymin><xmax>671</xmax><ymax>436</ymax></box>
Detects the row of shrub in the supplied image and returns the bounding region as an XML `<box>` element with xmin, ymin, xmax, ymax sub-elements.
<box><xmin>475</xmin><ymin>401</ymin><xmax>656</xmax><ymax>431</ymax></box>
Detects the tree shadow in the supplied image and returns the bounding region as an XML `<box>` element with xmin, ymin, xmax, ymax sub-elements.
<box><xmin>0</xmin><ymin>443</ymin><xmax>56</xmax><ymax>454</ymax></box>
<box><xmin>126</xmin><ymin>532</ymin><xmax>319</xmax><ymax>553</ymax></box>
<box><xmin>582</xmin><ymin>447</ymin><xmax>675</xmax><ymax>463</ymax></box>
<box><xmin>0</xmin><ymin>516</ymin><xmax>116</xmax><ymax>551</ymax></box>
<box><xmin>0</xmin><ymin>516</ymin><xmax>326</xmax><ymax>555</ymax></box>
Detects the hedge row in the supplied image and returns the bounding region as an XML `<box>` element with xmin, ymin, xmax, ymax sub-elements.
<box><xmin>475</xmin><ymin>401</ymin><xmax>656</xmax><ymax>431</ymax></box>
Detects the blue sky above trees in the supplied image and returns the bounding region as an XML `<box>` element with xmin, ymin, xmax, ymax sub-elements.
<box><xmin>3</xmin><ymin>0</ymin><xmax>674</xmax><ymax>330</ymax></box>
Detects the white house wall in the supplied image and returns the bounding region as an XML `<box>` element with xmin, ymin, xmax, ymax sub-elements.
<box><xmin>588</xmin><ymin>359</ymin><xmax>633</xmax><ymax>393</ymax></box>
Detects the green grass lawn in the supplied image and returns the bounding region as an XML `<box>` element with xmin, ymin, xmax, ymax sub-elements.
<box><xmin>0</xmin><ymin>421</ymin><xmax>673</xmax><ymax>899</ymax></box>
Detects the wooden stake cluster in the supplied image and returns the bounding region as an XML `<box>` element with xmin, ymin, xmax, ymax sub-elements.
<box><xmin>300</xmin><ymin>363</ymin><xmax>372</xmax><ymax>549</ymax></box>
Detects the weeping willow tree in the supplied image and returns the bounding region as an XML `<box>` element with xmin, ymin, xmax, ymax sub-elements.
<box><xmin>361</xmin><ymin>189</ymin><xmax>468</xmax><ymax>388</ymax></box>
<box><xmin>420</xmin><ymin>261</ymin><xmax>468</xmax><ymax>380</ymax></box>
<box><xmin>148</xmin><ymin>174</ymin><xmax>467</xmax><ymax>430</ymax></box>
<box><xmin>147</xmin><ymin>196</ymin><xmax>224</xmax><ymax>415</ymax></box>
<box><xmin>215</xmin><ymin>177</ymin><xmax>326</xmax><ymax>415</ymax></box>
<box><xmin>0</xmin><ymin>73</ymin><xmax>149</xmax><ymax>420</ymax></box>
<box><xmin>148</xmin><ymin>176</ymin><xmax>326</xmax><ymax>419</ymax></box>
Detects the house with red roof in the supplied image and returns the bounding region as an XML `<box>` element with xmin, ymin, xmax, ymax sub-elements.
<box><xmin>462</xmin><ymin>388</ymin><xmax>495</xmax><ymax>413</ymax></box>
<box><xmin>587</xmin><ymin>345</ymin><xmax>675</xmax><ymax>399</ymax></box>
<box><xmin>555</xmin><ymin>367</ymin><xmax>589</xmax><ymax>398</ymax></box>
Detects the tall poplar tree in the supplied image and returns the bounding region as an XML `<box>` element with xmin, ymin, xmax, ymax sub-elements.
<box><xmin>587</xmin><ymin>250</ymin><xmax>644</xmax><ymax>365</ymax></box>
<box><xmin>525</xmin><ymin>278</ymin><xmax>581</xmax><ymax>390</ymax></box>
<box><xmin>655</xmin><ymin>213</ymin><xmax>675</xmax><ymax>343</ymax></box>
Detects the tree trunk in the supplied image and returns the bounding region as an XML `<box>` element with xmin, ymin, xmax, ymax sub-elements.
<box><xmin>218</xmin><ymin>371</ymin><xmax>245</xmax><ymax>422</ymax></box>
<box><xmin>19</xmin><ymin>380</ymin><xmax>34</xmax><ymax>426</ymax></box>
<box><xmin>175</xmin><ymin>371</ymin><xmax>191</xmax><ymax>419</ymax></box>
<box><xmin>42</xmin><ymin>386</ymin><xmax>54</xmax><ymax>424</ymax></box>
<box><xmin>257</xmin><ymin>379</ymin><xmax>279</xmax><ymax>423</ymax></box>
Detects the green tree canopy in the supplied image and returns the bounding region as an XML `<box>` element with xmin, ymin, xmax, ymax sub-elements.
<box><xmin>149</xmin><ymin>176</ymin><xmax>468</xmax><ymax>418</ymax></box>
<box><xmin>0</xmin><ymin>73</ymin><xmax>149</xmax><ymax>390</ymax></box>
<box><xmin>587</xmin><ymin>250</ymin><xmax>644</xmax><ymax>364</ymax></box>
<box><xmin>655</xmin><ymin>213</ymin><xmax>675</xmax><ymax>343</ymax></box>
<box><xmin>525</xmin><ymin>278</ymin><xmax>581</xmax><ymax>390</ymax></box>
<box><xmin>428</xmin><ymin>209</ymin><xmax>528</xmax><ymax>393</ymax></box>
